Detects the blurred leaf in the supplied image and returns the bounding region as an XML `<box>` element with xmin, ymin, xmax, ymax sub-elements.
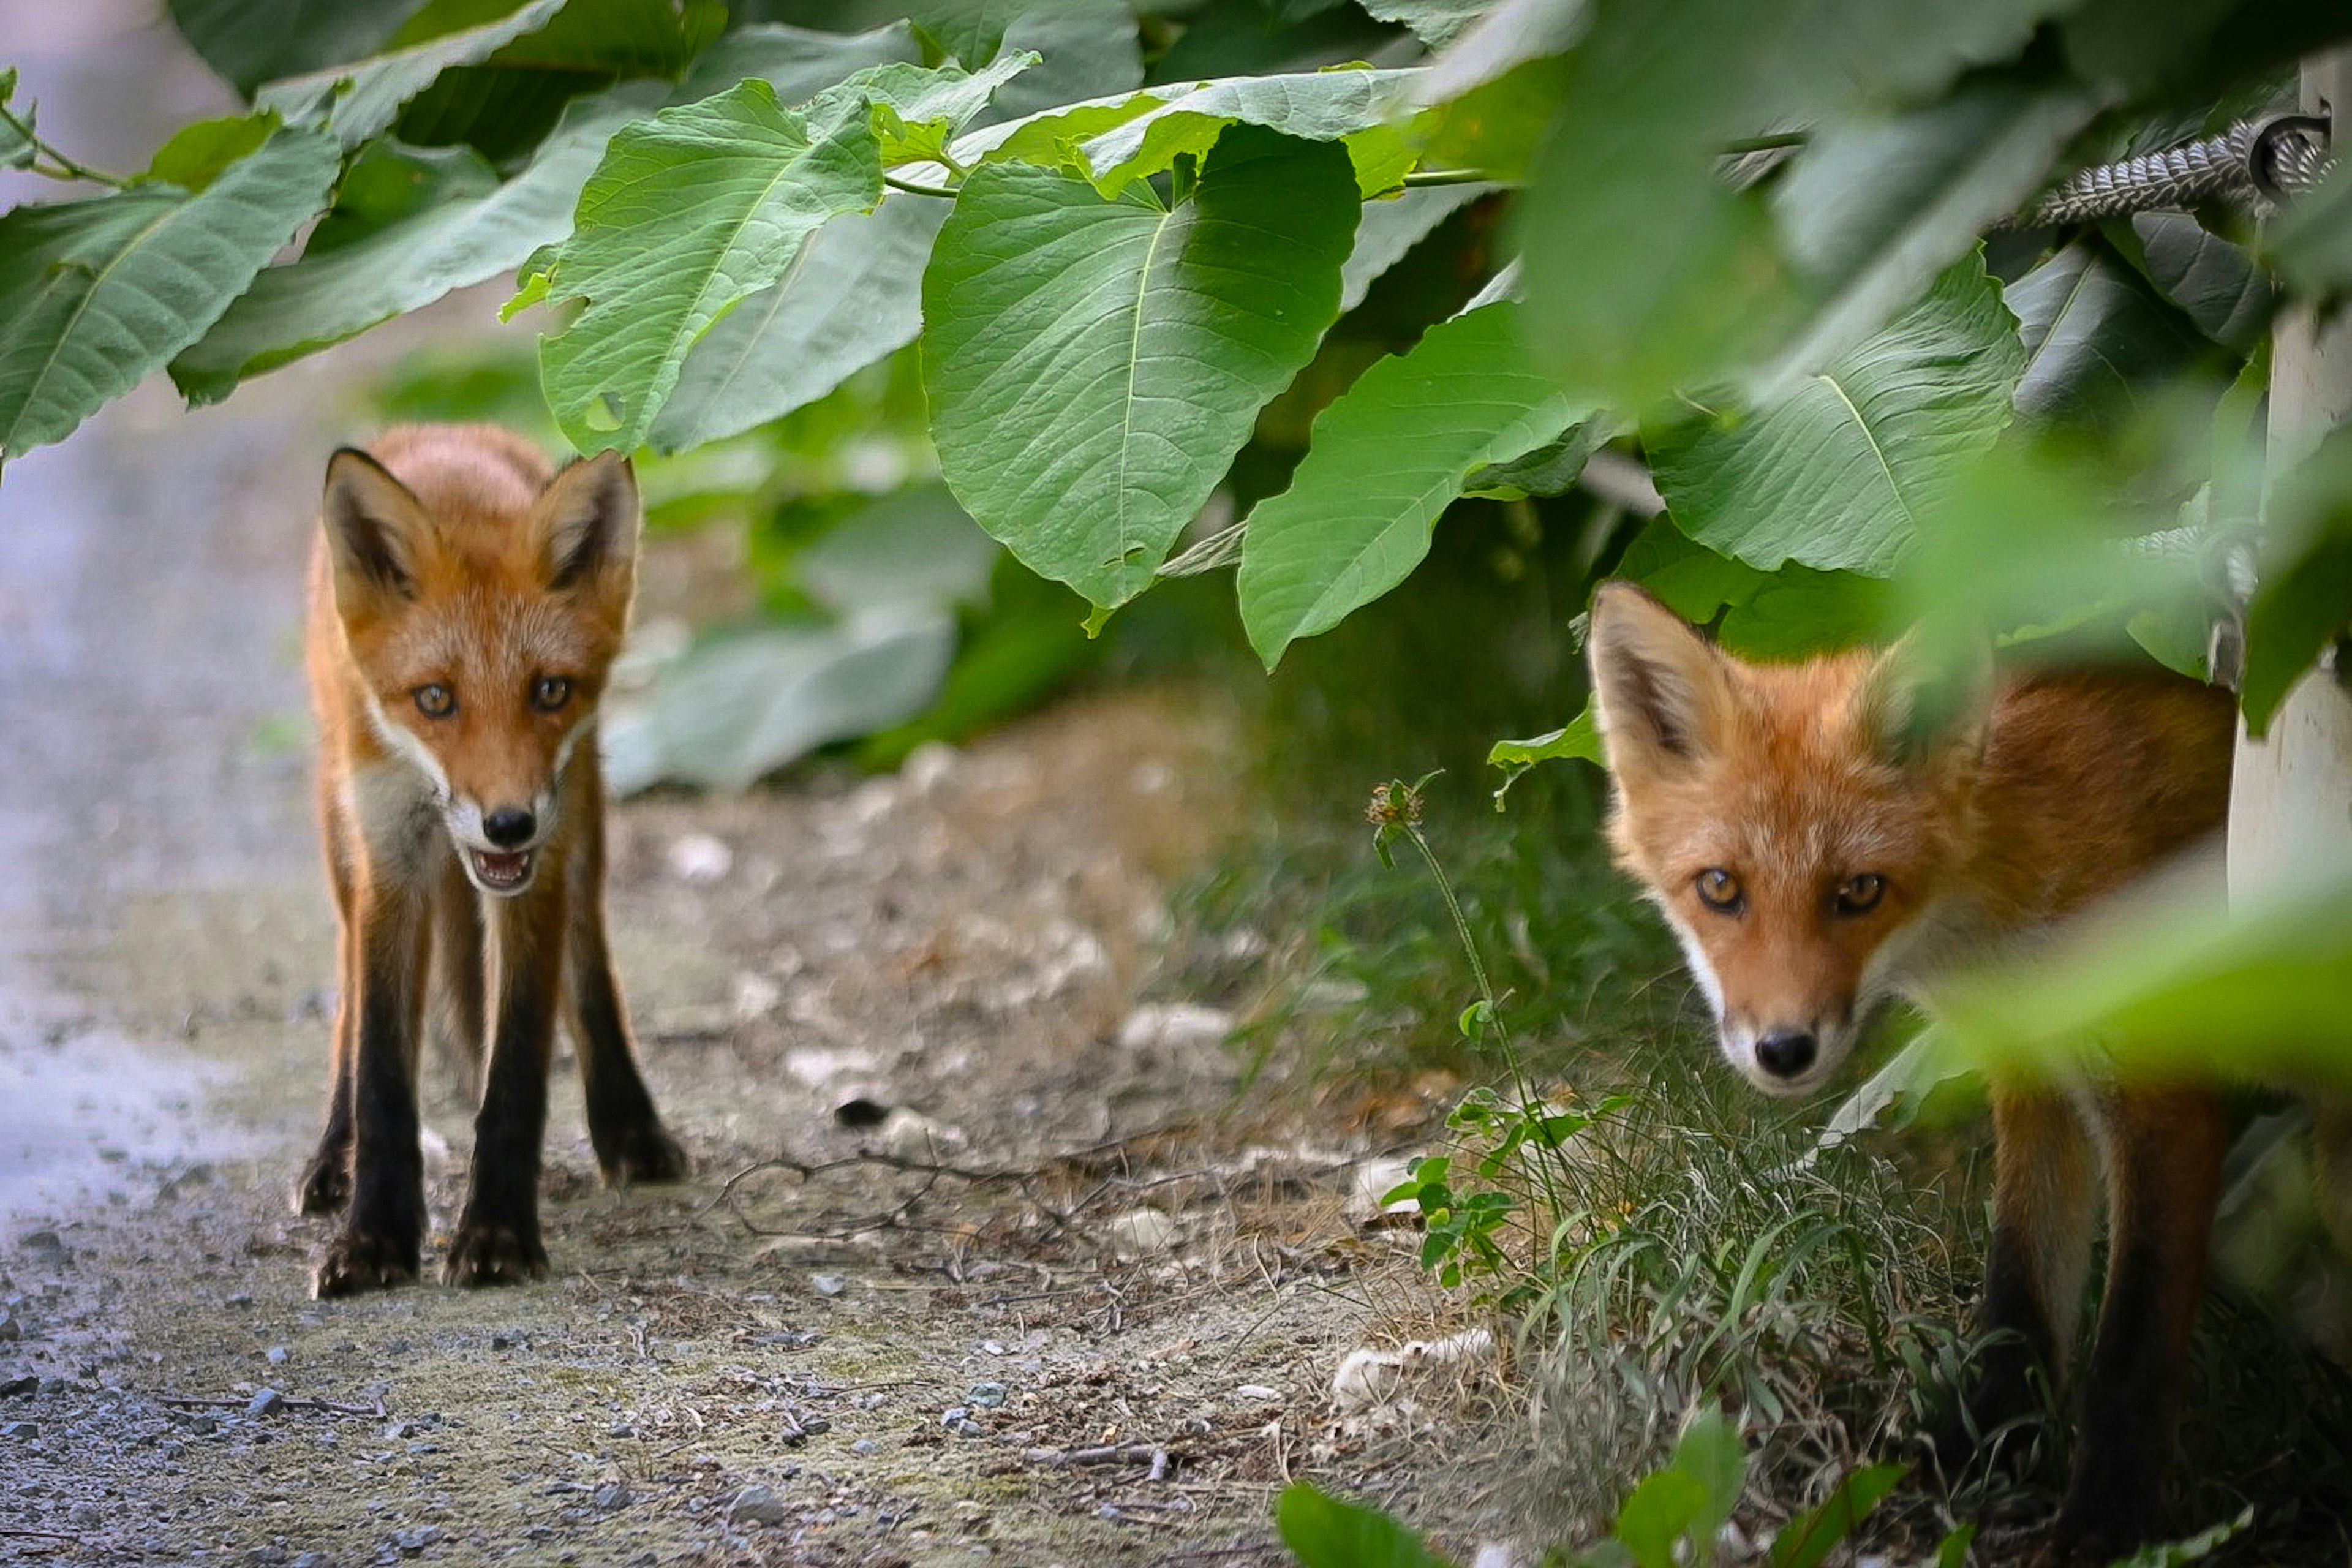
<box><xmin>255</xmin><ymin>0</ymin><xmax>568</xmax><ymax>149</ymax></box>
<box><xmin>1413</xmin><ymin>55</ymin><xmax>1564</xmax><ymax>182</ymax></box>
<box><xmin>1238</xmin><ymin>301</ymin><xmax>1580</xmax><ymax>666</ymax></box>
<box><xmin>172</xmin><ymin>82</ymin><xmax>668</xmax><ymax>404</ymax></box>
<box><xmin>1489</xmin><ymin>707</ymin><xmax>1599</xmax><ymax>812</ymax></box>
<box><xmin>2005</xmin><ymin>238</ymin><xmax>2208</xmax><ymax>425</ymax></box>
<box><xmin>2267</xmin><ymin>157</ymin><xmax>2352</xmax><ymax>300</ymax></box>
<box><xmin>142</xmin><ymin>114</ymin><xmax>280</xmax><ymax>192</ymax></box>
<box><xmin>168</xmin><ymin>0</ymin><xmax>429</xmax><ymax>97</ymax></box>
<box><xmin>1766</xmin><ymin>77</ymin><xmax>2098</xmax><ymax>391</ymax></box>
<box><xmin>604</xmin><ymin>606</ymin><xmax>956</xmax><ymax>793</ymax></box>
<box><xmin>673</xmin><ymin>21</ymin><xmax>921</xmax><ymax>104</ymax></box>
<box><xmin>1939</xmin><ymin>852</ymin><xmax>2352</xmax><ymax>1087</ymax></box>
<box><xmin>1463</xmin><ymin>420</ymin><xmax>1607</xmax><ymax>499</ymax></box>
<box><xmin>2243</xmin><ymin>426</ymin><xmax>2352</xmax><ymax>736</ymax></box>
<box><xmin>2114</xmin><ymin>212</ymin><xmax>2269</xmax><ymax>355</ymax></box>
<box><xmin>925</xmin><ymin>127</ymin><xmax>1357</xmax><ymax>609</ymax></box>
<box><xmin>0</xmin><ymin>70</ymin><xmax>29</xmax><ymax>172</ymax></box>
<box><xmin>989</xmin><ymin>1</ymin><xmax>1143</xmax><ymax>123</ymax></box>
<box><xmin>796</xmin><ymin>485</ymin><xmax>998</xmax><ymax>615</ymax></box>
<box><xmin>1648</xmin><ymin>257</ymin><xmax>2024</xmax><ymax>576</ymax></box>
<box><xmin>1611</xmin><ymin>518</ymin><xmax>1893</xmax><ymax>657</ymax></box>
<box><xmin>1338</xmin><ymin>184</ymin><xmax>1493</xmax><ymax>314</ymax></box>
<box><xmin>1406</xmin><ymin>0</ymin><xmax>1583</xmax><ymax>108</ymax></box>
<box><xmin>1667</xmin><ymin>1408</ymin><xmax>1746</xmax><ymax>1551</ymax></box>
<box><xmin>2110</xmin><ymin>1508</ymin><xmax>2255</xmax><ymax>1568</ymax></box>
<box><xmin>1765</xmin><ymin>1463</ymin><xmax>1906</xmax><ymax>1568</ymax></box>
<box><xmin>649</xmin><ymin>195</ymin><xmax>944</xmax><ymax>453</ymax></box>
<box><xmin>0</xmin><ymin>123</ymin><xmax>339</xmax><ymax>461</ymax></box>
<box><xmin>1817</xmin><ymin>1031</ymin><xmax>1973</xmax><ymax>1150</ymax></box>
<box><xmin>1613</xmin><ymin>1469</ymin><xmax>1708</xmax><ymax>1568</ymax></box>
<box><xmin>858</xmin><ymin>561</ymin><xmax>1102</xmax><ymax>769</ymax></box>
<box><xmin>1275</xmin><ymin>1482</ymin><xmax>1459</xmax><ymax>1568</ymax></box>
<box><xmin>1362</xmin><ymin>0</ymin><xmax>1494</xmax><ymax>48</ymax></box>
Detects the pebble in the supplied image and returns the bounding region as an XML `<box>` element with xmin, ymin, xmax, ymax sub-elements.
<box><xmin>666</xmin><ymin>832</ymin><xmax>734</xmax><ymax>884</ymax></box>
<box><xmin>727</xmin><ymin>1483</ymin><xmax>790</xmax><ymax>1525</ymax></box>
<box><xmin>594</xmin><ymin>1482</ymin><xmax>631</xmax><ymax>1510</ymax></box>
<box><xmin>385</xmin><ymin>1338</ymin><xmax>412</xmax><ymax>1355</ymax></box>
<box><xmin>1106</xmin><ymin>1208</ymin><xmax>1180</xmax><ymax>1256</ymax></box>
<box><xmin>810</xmin><ymin>1274</ymin><xmax>846</xmax><ymax>1298</ymax></box>
<box><xmin>0</xmin><ymin>1308</ymin><xmax>20</xmax><ymax>1341</ymax></box>
<box><xmin>1</xmin><ymin>1421</ymin><xmax>38</xmax><ymax>1439</ymax></box>
<box><xmin>265</xmin><ymin>1346</ymin><xmax>288</xmax><ymax>1365</ymax></box>
<box><xmin>1234</xmin><ymin>1384</ymin><xmax>1281</xmax><ymax>1401</ymax></box>
<box><xmin>291</xmin><ymin>1555</ymin><xmax>329</xmax><ymax>1568</ymax></box>
<box><xmin>249</xmin><ymin>1388</ymin><xmax>286</xmax><ymax>1418</ymax></box>
<box><xmin>393</xmin><ymin>1524</ymin><xmax>440</xmax><ymax>1555</ymax></box>
<box><xmin>965</xmin><ymin>1382</ymin><xmax>1007</xmax><ymax>1408</ymax></box>
<box><xmin>67</xmin><ymin>1502</ymin><xmax>100</xmax><ymax>1528</ymax></box>
<box><xmin>852</xmin><ymin>1439</ymin><xmax>878</xmax><ymax>1455</ymax></box>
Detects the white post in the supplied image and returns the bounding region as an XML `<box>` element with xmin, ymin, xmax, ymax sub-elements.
<box><xmin>2228</xmin><ymin>50</ymin><xmax>2352</xmax><ymax>899</ymax></box>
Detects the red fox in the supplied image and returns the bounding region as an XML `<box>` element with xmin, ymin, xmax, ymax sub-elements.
<box><xmin>297</xmin><ymin>424</ymin><xmax>685</xmax><ymax>1298</ymax></box>
<box><xmin>1586</xmin><ymin>579</ymin><xmax>2237</xmax><ymax>1561</ymax></box>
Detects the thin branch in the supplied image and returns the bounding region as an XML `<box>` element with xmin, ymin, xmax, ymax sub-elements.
<box><xmin>1</xmin><ymin>102</ymin><xmax>127</xmax><ymax>188</ymax></box>
<box><xmin>883</xmin><ymin>170</ymin><xmax>960</xmax><ymax>199</ymax></box>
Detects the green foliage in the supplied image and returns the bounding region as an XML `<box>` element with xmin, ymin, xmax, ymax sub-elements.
<box><xmin>1276</xmin><ymin>1482</ymin><xmax>1460</xmax><ymax>1568</ymax></box>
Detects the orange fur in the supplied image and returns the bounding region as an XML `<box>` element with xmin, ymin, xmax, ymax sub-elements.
<box><xmin>1587</xmin><ymin>580</ymin><xmax>2236</xmax><ymax>1559</ymax></box>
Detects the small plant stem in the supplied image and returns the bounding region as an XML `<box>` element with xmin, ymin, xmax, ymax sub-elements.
<box><xmin>1400</xmin><ymin>167</ymin><xmax>1496</xmax><ymax>188</ymax></box>
<box><xmin>1399</xmin><ymin>821</ymin><xmax>1570</xmax><ymax>1215</ymax></box>
<box><xmin>1</xmin><ymin>102</ymin><xmax>127</xmax><ymax>188</ymax></box>
<box><xmin>883</xmin><ymin>170</ymin><xmax>960</xmax><ymax>199</ymax></box>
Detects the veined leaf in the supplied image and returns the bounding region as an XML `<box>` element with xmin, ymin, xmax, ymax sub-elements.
<box><xmin>648</xmin><ymin>194</ymin><xmax>945</xmax><ymax>453</ymax></box>
<box><xmin>1275</xmin><ymin>1482</ymin><xmax>1459</xmax><ymax>1568</ymax></box>
<box><xmin>167</xmin><ymin>0</ymin><xmax>428</xmax><ymax>97</ymax></box>
<box><xmin>516</xmin><ymin>78</ymin><xmax>883</xmax><ymax>454</ymax></box>
<box><xmin>1613</xmin><ymin>519</ymin><xmax>1893</xmax><ymax>657</ymax></box>
<box><xmin>924</xmin><ymin>126</ymin><xmax>1359</xmax><ymax>609</ymax></box>
<box><xmin>1237</xmin><ymin>300</ymin><xmax>1579</xmax><ymax>666</ymax></box>
<box><xmin>1362</xmin><ymin>0</ymin><xmax>1496</xmax><ymax>48</ymax></box>
<box><xmin>1646</xmin><ymin>255</ymin><xmax>2024</xmax><ymax>576</ymax></box>
<box><xmin>0</xmin><ymin>123</ymin><xmax>339</xmax><ymax>462</ymax></box>
<box><xmin>2004</xmin><ymin>238</ymin><xmax>2206</xmax><ymax>426</ymax></box>
<box><xmin>256</xmin><ymin>0</ymin><xmax>568</xmax><ymax>150</ymax></box>
<box><xmin>958</xmin><ymin>68</ymin><xmax>1422</xmax><ymax>197</ymax></box>
<box><xmin>2114</xmin><ymin>212</ymin><xmax>2268</xmax><ymax>355</ymax></box>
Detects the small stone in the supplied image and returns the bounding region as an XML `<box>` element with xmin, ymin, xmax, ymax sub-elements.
<box><xmin>246</xmin><ymin>1546</ymin><xmax>288</xmax><ymax>1566</ymax></box>
<box><xmin>666</xmin><ymin>832</ymin><xmax>733</xmax><ymax>884</ymax></box>
<box><xmin>67</xmin><ymin>1502</ymin><xmax>100</xmax><ymax>1528</ymax></box>
<box><xmin>248</xmin><ymin>1388</ymin><xmax>286</xmax><ymax>1418</ymax></box>
<box><xmin>291</xmin><ymin>1554</ymin><xmax>329</xmax><ymax>1568</ymax></box>
<box><xmin>1106</xmin><ymin>1208</ymin><xmax>1180</xmax><ymax>1257</ymax></box>
<box><xmin>594</xmin><ymin>1482</ymin><xmax>631</xmax><ymax>1510</ymax></box>
<box><xmin>224</xmin><ymin>1291</ymin><xmax>254</xmax><ymax>1308</ymax></box>
<box><xmin>1234</xmin><ymin>1384</ymin><xmax>1281</xmax><ymax>1402</ymax></box>
<box><xmin>940</xmin><ymin>1406</ymin><xmax>969</xmax><ymax>1427</ymax></box>
<box><xmin>384</xmin><ymin>1338</ymin><xmax>412</xmax><ymax>1355</ymax></box>
<box><xmin>265</xmin><ymin>1346</ymin><xmax>289</xmax><ymax>1365</ymax></box>
<box><xmin>965</xmin><ymin>1382</ymin><xmax>1007</xmax><ymax>1409</ymax></box>
<box><xmin>2</xmin><ymin>1421</ymin><xmax>39</xmax><ymax>1439</ymax></box>
<box><xmin>17</xmin><ymin>1229</ymin><xmax>66</xmax><ymax>1257</ymax></box>
<box><xmin>607</xmin><ymin>1422</ymin><xmax>635</xmax><ymax>1439</ymax></box>
<box><xmin>726</xmin><ymin>1483</ymin><xmax>789</xmax><ymax>1525</ymax></box>
<box><xmin>0</xmin><ymin>1309</ymin><xmax>20</xmax><ymax>1341</ymax></box>
<box><xmin>810</xmin><ymin>1274</ymin><xmax>846</xmax><ymax>1298</ymax></box>
<box><xmin>393</xmin><ymin>1523</ymin><xmax>440</xmax><ymax>1555</ymax></box>
<box><xmin>852</xmin><ymin>1439</ymin><xmax>878</xmax><ymax>1455</ymax></box>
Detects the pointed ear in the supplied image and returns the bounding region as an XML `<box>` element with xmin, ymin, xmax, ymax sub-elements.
<box><xmin>1587</xmin><ymin>581</ymin><xmax>1735</xmax><ymax>776</ymax></box>
<box><xmin>322</xmin><ymin>447</ymin><xmax>428</xmax><ymax>609</ymax></box>
<box><xmin>532</xmin><ymin>450</ymin><xmax>639</xmax><ymax>598</ymax></box>
<box><xmin>1858</xmin><ymin>628</ymin><xmax>1993</xmax><ymax>770</ymax></box>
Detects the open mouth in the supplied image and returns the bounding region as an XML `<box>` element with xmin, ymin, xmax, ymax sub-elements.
<box><xmin>469</xmin><ymin>848</ymin><xmax>533</xmax><ymax>893</ymax></box>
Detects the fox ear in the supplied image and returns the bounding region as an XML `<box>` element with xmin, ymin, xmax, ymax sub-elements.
<box><xmin>322</xmin><ymin>448</ymin><xmax>428</xmax><ymax>606</ymax></box>
<box><xmin>533</xmin><ymin>450</ymin><xmax>639</xmax><ymax>597</ymax></box>
<box><xmin>1588</xmin><ymin>581</ymin><xmax>1735</xmax><ymax>775</ymax></box>
<box><xmin>1859</xmin><ymin>628</ymin><xmax>1992</xmax><ymax>770</ymax></box>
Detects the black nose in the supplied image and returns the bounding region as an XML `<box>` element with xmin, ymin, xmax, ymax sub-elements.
<box><xmin>483</xmin><ymin>807</ymin><xmax>536</xmax><ymax>848</ymax></box>
<box><xmin>1755</xmin><ymin>1030</ymin><xmax>1818</xmax><ymax>1078</ymax></box>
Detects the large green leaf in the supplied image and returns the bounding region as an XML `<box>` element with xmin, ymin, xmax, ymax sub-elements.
<box><xmin>648</xmin><ymin>195</ymin><xmax>944</xmax><ymax>454</ymax></box>
<box><xmin>1275</xmin><ymin>1482</ymin><xmax>1458</xmax><ymax>1568</ymax></box>
<box><xmin>255</xmin><ymin>0</ymin><xmax>569</xmax><ymax>149</ymax></box>
<box><xmin>924</xmin><ymin>126</ymin><xmax>1359</xmax><ymax>609</ymax></box>
<box><xmin>958</xmin><ymin>68</ymin><xmax>1420</xmax><ymax>197</ymax></box>
<box><xmin>1613</xmin><ymin>519</ymin><xmax>1893</xmax><ymax>657</ymax></box>
<box><xmin>2113</xmin><ymin>213</ymin><xmax>2268</xmax><ymax>354</ymax></box>
<box><xmin>1237</xmin><ymin>300</ymin><xmax>1578</xmax><ymax>666</ymax></box>
<box><xmin>1339</xmin><ymin>184</ymin><xmax>1491</xmax><ymax>312</ymax></box>
<box><xmin>1646</xmin><ymin>257</ymin><xmax>2025</xmax><ymax>576</ymax></box>
<box><xmin>1765</xmin><ymin>77</ymin><xmax>2098</xmax><ymax>390</ymax></box>
<box><xmin>175</xmin><ymin>25</ymin><xmax>922</xmax><ymax>407</ymax></box>
<box><xmin>521</xmin><ymin>58</ymin><xmax>1028</xmax><ymax>453</ymax></box>
<box><xmin>167</xmin><ymin>0</ymin><xmax>429</xmax><ymax>97</ymax></box>
<box><xmin>2003</xmin><ymin>237</ymin><xmax>2206</xmax><ymax>426</ymax></box>
<box><xmin>0</xmin><ymin>123</ymin><xmax>339</xmax><ymax>462</ymax></box>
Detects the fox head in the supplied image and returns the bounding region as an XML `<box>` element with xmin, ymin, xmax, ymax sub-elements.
<box><xmin>321</xmin><ymin>441</ymin><xmax>639</xmax><ymax>899</ymax></box>
<box><xmin>1587</xmin><ymin>581</ymin><xmax>1991</xmax><ymax>1096</ymax></box>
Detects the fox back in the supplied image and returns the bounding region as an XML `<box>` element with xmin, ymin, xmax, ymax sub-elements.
<box><xmin>1586</xmin><ymin>581</ymin><xmax>2233</xmax><ymax>1095</ymax></box>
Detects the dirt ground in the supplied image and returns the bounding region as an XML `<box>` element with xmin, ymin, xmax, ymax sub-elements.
<box><xmin>0</xmin><ymin>326</ymin><xmax>1487</xmax><ymax>1566</ymax></box>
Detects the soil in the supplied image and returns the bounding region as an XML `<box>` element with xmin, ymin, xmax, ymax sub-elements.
<box><xmin>0</xmin><ymin>337</ymin><xmax>1476</xmax><ymax>1564</ymax></box>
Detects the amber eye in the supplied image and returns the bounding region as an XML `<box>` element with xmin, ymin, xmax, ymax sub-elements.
<box><xmin>1834</xmin><ymin>873</ymin><xmax>1887</xmax><ymax>916</ymax></box>
<box><xmin>1695</xmin><ymin>868</ymin><xmax>1744</xmax><ymax>913</ymax></box>
<box><xmin>532</xmin><ymin>675</ymin><xmax>572</xmax><ymax>712</ymax></box>
<box><xmin>414</xmin><ymin>683</ymin><xmax>455</xmax><ymax>718</ymax></box>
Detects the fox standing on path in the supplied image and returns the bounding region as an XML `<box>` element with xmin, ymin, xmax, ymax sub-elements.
<box><xmin>1586</xmin><ymin>581</ymin><xmax>2236</xmax><ymax>1562</ymax></box>
<box><xmin>298</xmin><ymin>424</ymin><xmax>685</xmax><ymax>1298</ymax></box>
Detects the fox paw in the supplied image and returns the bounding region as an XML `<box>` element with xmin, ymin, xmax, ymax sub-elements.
<box><xmin>313</xmin><ymin>1227</ymin><xmax>419</xmax><ymax>1298</ymax></box>
<box><xmin>596</xmin><ymin>1121</ymin><xmax>689</xmax><ymax>1186</ymax></box>
<box><xmin>293</xmin><ymin>1148</ymin><xmax>351</xmax><ymax>1216</ymax></box>
<box><xmin>442</xmin><ymin>1218</ymin><xmax>548</xmax><ymax>1287</ymax></box>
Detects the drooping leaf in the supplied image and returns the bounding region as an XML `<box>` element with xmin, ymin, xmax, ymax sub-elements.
<box><xmin>1646</xmin><ymin>255</ymin><xmax>2026</xmax><ymax>576</ymax></box>
<box><xmin>2005</xmin><ymin>237</ymin><xmax>2207</xmax><ymax>426</ymax></box>
<box><xmin>1489</xmin><ymin>708</ymin><xmax>1601</xmax><ymax>788</ymax></box>
<box><xmin>2114</xmin><ymin>212</ymin><xmax>2269</xmax><ymax>354</ymax></box>
<box><xmin>1339</xmin><ymin>183</ymin><xmax>1493</xmax><ymax>313</ymax></box>
<box><xmin>172</xmin><ymin>83</ymin><xmax>665</xmax><ymax>404</ymax></box>
<box><xmin>1766</xmin><ymin>1463</ymin><xmax>1907</xmax><ymax>1568</ymax></box>
<box><xmin>1361</xmin><ymin>0</ymin><xmax>1496</xmax><ymax>48</ymax></box>
<box><xmin>1765</xmin><ymin>76</ymin><xmax>2098</xmax><ymax>390</ymax></box>
<box><xmin>0</xmin><ymin>123</ymin><xmax>340</xmax><ymax>461</ymax></box>
<box><xmin>988</xmin><ymin>1</ymin><xmax>1142</xmax><ymax>124</ymax></box>
<box><xmin>255</xmin><ymin>0</ymin><xmax>569</xmax><ymax>150</ymax></box>
<box><xmin>1462</xmin><ymin>419</ymin><xmax>1607</xmax><ymax>499</ymax></box>
<box><xmin>1237</xmin><ymin>300</ymin><xmax>1580</xmax><ymax>666</ymax></box>
<box><xmin>648</xmin><ymin>195</ymin><xmax>945</xmax><ymax>454</ymax></box>
<box><xmin>167</xmin><ymin>0</ymin><xmax>429</xmax><ymax>97</ymax></box>
<box><xmin>1275</xmin><ymin>1482</ymin><xmax>1459</xmax><ymax>1568</ymax></box>
<box><xmin>924</xmin><ymin>126</ymin><xmax>1359</xmax><ymax>609</ymax></box>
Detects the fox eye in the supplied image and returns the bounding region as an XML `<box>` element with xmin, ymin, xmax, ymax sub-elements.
<box><xmin>1695</xmin><ymin>868</ymin><xmax>1744</xmax><ymax>913</ymax></box>
<box><xmin>414</xmin><ymin>683</ymin><xmax>455</xmax><ymax>718</ymax></box>
<box><xmin>1834</xmin><ymin>873</ymin><xmax>1887</xmax><ymax>916</ymax></box>
<box><xmin>532</xmin><ymin>675</ymin><xmax>572</xmax><ymax>712</ymax></box>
